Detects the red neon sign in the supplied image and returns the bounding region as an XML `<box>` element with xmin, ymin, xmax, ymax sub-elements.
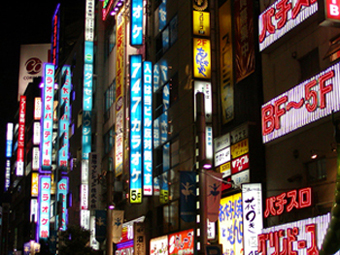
<box><xmin>264</xmin><ymin>187</ymin><xmax>312</xmax><ymax>218</ymax></box>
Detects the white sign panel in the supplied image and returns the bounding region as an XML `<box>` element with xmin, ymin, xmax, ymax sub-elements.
<box><xmin>214</xmin><ymin>147</ymin><xmax>231</xmax><ymax>167</ymax></box>
<box><xmin>231</xmin><ymin>169</ymin><xmax>250</xmax><ymax>186</ymax></box>
<box><xmin>194</xmin><ymin>81</ymin><xmax>213</xmax><ymax>122</ymax></box>
<box><xmin>214</xmin><ymin>133</ymin><xmax>230</xmax><ymax>153</ymax></box>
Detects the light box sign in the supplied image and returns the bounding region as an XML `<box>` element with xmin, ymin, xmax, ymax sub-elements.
<box><xmin>130</xmin><ymin>55</ymin><xmax>143</xmax><ymax>204</ymax></box>
<box><xmin>82</xmin><ymin>111</ymin><xmax>92</xmax><ymax>160</ymax></box>
<box><xmin>323</xmin><ymin>0</ymin><xmax>340</xmax><ymax>24</ymax></box>
<box><xmin>168</xmin><ymin>229</ymin><xmax>194</xmax><ymax>255</ymax></box>
<box><xmin>262</xmin><ymin>62</ymin><xmax>340</xmax><ymax>143</ymax></box>
<box><xmin>5</xmin><ymin>159</ymin><xmax>11</xmax><ymax>191</ymax></box>
<box><xmin>56</xmin><ymin>177</ymin><xmax>68</xmax><ymax>231</ymax></box>
<box><xmin>194</xmin><ymin>81</ymin><xmax>212</xmax><ymax>123</ymax></box>
<box><xmin>193</xmin><ymin>38</ymin><xmax>211</xmax><ymax>79</ymax></box>
<box><xmin>32</xmin><ymin>147</ymin><xmax>40</xmax><ymax>171</ymax></box>
<box><xmin>83</xmin><ymin>42</ymin><xmax>93</xmax><ymax>111</ymax></box>
<box><xmin>219</xmin><ymin>193</ymin><xmax>243</xmax><ymax>255</ymax></box>
<box><xmin>17</xmin><ymin>96</ymin><xmax>26</xmax><ymax>176</ymax></box>
<box><xmin>150</xmin><ymin>235</ymin><xmax>168</xmax><ymax>255</ymax></box>
<box><xmin>58</xmin><ymin>66</ymin><xmax>71</xmax><ymax>169</ymax></box>
<box><xmin>40</xmin><ymin>63</ymin><xmax>55</xmax><ymax>173</ymax></box>
<box><xmin>258</xmin><ymin>0</ymin><xmax>318</xmax><ymax>51</ymax></box>
<box><xmin>264</xmin><ymin>187</ymin><xmax>312</xmax><ymax>218</ymax></box>
<box><xmin>6</xmin><ymin>122</ymin><xmax>13</xmax><ymax>158</ymax></box>
<box><xmin>34</xmin><ymin>97</ymin><xmax>42</xmax><ymax>120</ymax></box>
<box><xmin>206</xmin><ymin>125</ymin><xmax>213</xmax><ymax>161</ymax></box>
<box><xmin>81</xmin><ymin>184</ymin><xmax>89</xmax><ymax>210</ymax></box>
<box><xmin>258</xmin><ymin>213</ymin><xmax>340</xmax><ymax>255</ymax></box>
<box><xmin>33</xmin><ymin>122</ymin><xmax>41</xmax><ymax>145</ymax></box>
<box><xmin>143</xmin><ymin>61</ymin><xmax>153</xmax><ymax>196</ymax></box>
<box><xmin>31</xmin><ymin>172</ymin><xmax>39</xmax><ymax>197</ymax></box>
<box><xmin>193</xmin><ymin>11</ymin><xmax>210</xmax><ymax>36</ymax></box>
<box><xmin>130</xmin><ymin>0</ymin><xmax>143</xmax><ymax>46</ymax></box>
<box><xmin>38</xmin><ymin>176</ymin><xmax>51</xmax><ymax>239</ymax></box>
<box><xmin>242</xmin><ymin>183</ymin><xmax>263</xmax><ymax>255</ymax></box>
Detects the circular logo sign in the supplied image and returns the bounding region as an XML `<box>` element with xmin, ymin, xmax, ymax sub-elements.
<box><xmin>25</xmin><ymin>57</ymin><xmax>42</xmax><ymax>75</ymax></box>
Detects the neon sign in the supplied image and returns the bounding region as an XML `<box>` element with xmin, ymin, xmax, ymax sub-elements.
<box><xmin>262</xmin><ymin>62</ymin><xmax>339</xmax><ymax>143</ymax></box>
<box><xmin>259</xmin><ymin>0</ymin><xmax>318</xmax><ymax>51</ymax></box>
<box><xmin>40</xmin><ymin>63</ymin><xmax>55</xmax><ymax>172</ymax></box>
<box><xmin>130</xmin><ymin>55</ymin><xmax>143</xmax><ymax>203</ymax></box>
<box><xmin>56</xmin><ymin>177</ymin><xmax>68</xmax><ymax>230</ymax></box>
<box><xmin>264</xmin><ymin>187</ymin><xmax>312</xmax><ymax>218</ymax></box>
<box><xmin>38</xmin><ymin>176</ymin><xmax>51</xmax><ymax>239</ymax></box>
<box><xmin>130</xmin><ymin>0</ymin><xmax>143</xmax><ymax>46</ymax></box>
<box><xmin>143</xmin><ymin>61</ymin><xmax>153</xmax><ymax>196</ymax></box>
<box><xmin>51</xmin><ymin>4</ymin><xmax>60</xmax><ymax>69</ymax></box>
<box><xmin>17</xmin><ymin>96</ymin><xmax>26</xmax><ymax>176</ymax></box>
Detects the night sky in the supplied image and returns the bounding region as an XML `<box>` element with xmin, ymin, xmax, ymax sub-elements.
<box><xmin>0</xmin><ymin>0</ymin><xmax>84</xmax><ymax>203</ymax></box>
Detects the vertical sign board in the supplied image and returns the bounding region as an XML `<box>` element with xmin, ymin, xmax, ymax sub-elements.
<box><xmin>58</xmin><ymin>66</ymin><xmax>71</xmax><ymax>170</ymax></box>
<box><xmin>143</xmin><ymin>61</ymin><xmax>153</xmax><ymax>196</ymax></box>
<box><xmin>130</xmin><ymin>55</ymin><xmax>143</xmax><ymax>204</ymax></box>
<box><xmin>193</xmin><ymin>38</ymin><xmax>211</xmax><ymax>79</ymax></box>
<box><xmin>219</xmin><ymin>1</ymin><xmax>234</xmax><ymax>124</ymax></box>
<box><xmin>6</xmin><ymin>123</ymin><xmax>13</xmax><ymax>158</ymax></box>
<box><xmin>134</xmin><ymin>222</ymin><xmax>146</xmax><ymax>255</ymax></box>
<box><xmin>40</xmin><ymin>63</ymin><xmax>55</xmax><ymax>173</ymax></box>
<box><xmin>38</xmin><ymin>176</ymin><xmax>51</xmax><ymax>239</ymax></box>
<box><xmin>242</xmin><ymin>183</ymin><xmax>263</xmax><ymax>255</ymax></box>
<box><xmin>17</xmin><ymin>96</ymin><xmax>26</xmax><ymax>176</ymax></box>
<box><xmin>194</xmin><ymin>81</ymin><xmax>212</xmax><ymax>122</ymax></box>
<box><xmin>219</xmin><ymin>193</ymin><xmax>243</xmax><ymax>255</ymax></box>
<box><xmin>56</xmin><ymin>177</ymin><xmax>68</xmax><ymax>231</ymax></box>
<box><xmin>89</xmin><ymin>153</ymin><xmax>100</xmax><ymax>209</ymax></box>
<box><xmin>5</xmin><ymin>160</ymin><xmax>11</xmax><ymax>191</ymax></box>
<box><xmin>31</xmin><ymin>172</ymin><xmax>39</xmax><ymax>197</ymax></box>
<box><xmin>51</xmin><ymin>4</ymin><xmax>60</xmax><ymax>69</ymax></box>
<box><xmin>115</xmin><ymin>11</ymin><xmax>126</xmax><ymax>178</ymax></box>
<box><xmin>130</xmin><ymin>0</ymin><xmax>143</xmax><ymax>46</ymax></box>
<box><xmin>193</xmin><ymin>11</ymin><xmax>210</xmax><ymax>36</ymax></box>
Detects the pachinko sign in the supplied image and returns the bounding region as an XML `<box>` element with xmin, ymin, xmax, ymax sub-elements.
<box><xmin>168</xmin><ymin>229</ymin><xmax>194</xmax><ymax>255</ymax></box>
<box><xmin>259</xmin><ymin>0</ymin><xmax>318</xmax><ymax>51</ymax></box>
<box><xmin>40</xmin><ymin>63</ymin><xmax>55</xmax><ymax>172</ymax></box>
<box><xmin>258</xmin><ymin>213</ymin><xmax>340</xmax><ymax>255</ymax></box>
<box><xmin>130</xmin><ymin>55</ymin><xmax>143</xmax><ymax>204</ymax></box>
<box><xmin>38</xmin><ymin>176</ymin><xmax>51</xmax><ymax>239</ymax></box>
<box><xmin>218</xmin><ymin>193</ymin><xmax>243</xmax><ymax>255</ymax></box>
<box><xmin>262</xmin><ymin>62</ymin><xmax>340</xmax><ymax>143</ymax></box>
<box><xmin>265</xmin><ymin>187</ymin><xmax>312</xmax><ymax>218</ymax></box>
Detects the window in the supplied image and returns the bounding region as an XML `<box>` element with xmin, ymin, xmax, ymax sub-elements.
<box><xmin>155</xmin><ymin>15</ymin><xmax>178</xmax><ymax>61</ymax></box>
<box><xmin>299</xmin><ymin>48</ymin><xmax>320</xmax><ymax>81</ymax></box>
<box><xmin>104</xmin><ymin>126</ymin><xmax>115</xmax><ymax>154</ymax></box>
<box><xmin>104</xmin><ymin>81</ymin><xmax>116</xmax><ymax>122</ymax></box>
<box><xmin>105</xmin><ymin>22</ymin><xmax>116</xmax><ymax>58</ymax></box>
<box><xmin>306</xmin><ymin>157</ymin><xmax>326</xmax><ymax>182</ymax></box>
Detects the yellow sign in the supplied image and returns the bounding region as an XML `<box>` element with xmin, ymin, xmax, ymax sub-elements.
<box><xmin>219</xmin><ymin>162</ymin><xmax>231</xmax><ymax>176</ymax></box>
<box><xmin>231</xmin><ymin>139</ymin><xmax>248</xmax><ymax>159</ymax></box>
<box><xmin>193</xmin><ymin>38</ymin><xmax>211</xmax><ymax>79</ymax></box>
<box><xmin>219</xmin><ymin>193</ymin><xmax>243</xmax><ymax>255</ymax></box>
<box><xmin>193</xmin><ymin>11</ymin><xmax>210</xmax><ymax>36</ymax></box>
<box><xmin>31</xmin><ymin>172</ymin><xmax>39</xmax><ymax>197</ymax></box>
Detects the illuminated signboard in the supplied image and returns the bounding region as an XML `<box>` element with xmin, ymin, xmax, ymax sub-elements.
<box><xmin>264</xmin><ymin>187</ymin><xmax>312</xmax><ymax>217</ymax></box>
<box><xmin>219</xmin><ymin>193</ymin><xmax>243</xmax><ymax>255</ymax></box>
<box><xmin>206</xmin><ymin>125</ymin><xmax>213</xmax><ymax>161</ymax></box>
<box><xmin>143</xmin><ymin>61</ymin><xmax>153</xmax><ymax>196</ymax></box>
<box><xmin>168</xmin><ymin>229</ymin><xmax>194</xmax><ymax>255</ymax></box>
<box><xmin>193</xmin><ymin>11</ymin><xmax>210</xmax><ymax>36</ymax></box>
<box><xmin>130</xmin><ymin>54</ymin><xmax>143</xmax><ymax>204</ymax></box>
<box><xmin>193</xmin><ymin>38</ymin><xmax>211</xmax><ymax>79</ymax></box>
<box><xmin>231</xmin><ymin>138</ymin><xmax>248</xmax><ymax>159</ymax></box>
<box><xmin>85</xmin><ymin>0</ymin><xmax>95</xmax><ymax>41</ymax></box>
<box><xmin>231</xmin><ymin>153</ymin><xmax>249</xmax><ymax>174</ymax></box>
<box><xmin>30</xmin><ymin>199</ymin><xmax>38</xmax><ymax>223</ymax></box>
<box><xmin>158</xmin><ymin>0</ymin><xmax>167</xmax><ymax>32</ymax></box>
<box><xmin>17</xmin><ymin>95</ymin><xmax>26</xmax><ymax>176</ymax></box>
<box><xmin>33</xmin><ymin>122</ymin><xmax>40</xmax><ymax>145</ymax></box>
<box><xmin>81</xmin><ymin>184</ymin><xmax>89</xmax><ymax>210</ymax></box>
<box><xmin>5</xmin><ymin>159</ymin><xmax>11</xmax><ymax>191</ymax></box>
<box><xmin>258</xmin><ymin>213</ymin><xmax>339</xmax><ymax>255</ymax></box>
<box><xmin>83</xmin><ymin>42</ymin><xmax>93</xmax><ymax>111</ymax></box>
<box><xmin>242</xmin><ymin>183</ymin><xmax>263</xmax><ymax>255</ymax></box>
<box><xmin>89</xmin><ymin>153</ymin><xmax>100</xmax><ymax>209</ymax></box>
<box><xmin>262</xmin><ymin>62</ymin><xmax>340</xmax><ymax>143</ymax></box>
<box><xmin>31</xmin><ymin>172</ymin><xmax>39</xmax><ymax>196</ymax></box>
<box><xmin>259</xmin><ymin>0</ymin><xmax>318</xmax><ymax>51</ymax></box>
<box><xmin>214</xmin><ymin>147</ymin><xmax>231</xmax><ymax>167</ymax></box>
<box><xmin>38</xmin><ymin>176</ymin><xmax>51</xmax><ymax>239</ymax></box>
<box><xmin>56</xmin><ymin>177</ymin><xmax>68</xmax><ymax>231</ymax></box>
<box><xmin>58</xmin><ymin>66</ymin><xmax>71</xmax><ymax>169</ymax></box>
<box><xmin>150</xmin><ymin>235</ymin><xmax>168</xmax><ymax>255</ymax></box>
<box><xmin>32</xmin><ymin>147</ymin><xmax>40</xmax><ymax>171</ymax></box>
<box><xmin>6</xmin><ymin>123</ymin><xmax>13</xmax><ymax>158</ymax></box>
<box><xmin>115</xmin><ymin>11</ymin><xmax>125</xmax><ymax>177</ymax></box>
<box><xmin>323</xmin><ymin>0</ymin><xmax>340</xmax><ymax>24</ymax></box>
<box><xmin>194</xmin><ymin>81</ymin><xmax>212</xmax><ymax>123</ymax></box>
<box><xmin>51</xmin><ymin>4</ymin><xmax>60</xmax><ymax>69</ymax></box>
<box><xmin>34</xmin><ymin>97</ymin><xmax>42</xmax><ymax>120</ymax></box>
<box><xmin>40</xmin><ymin>63</ymin><xmax>55</xmax><ymax>172</ymax></box>
<box><xmin>130</xmin><ymin>0</ymin><xmax>143</xmax><ymax>46</ymax></box>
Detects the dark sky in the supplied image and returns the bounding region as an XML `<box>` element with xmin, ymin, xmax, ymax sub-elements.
<box><xmin>0</xmin><ymin>1</ymin><xmax>84</xmax><ymax>202</ymax></box>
